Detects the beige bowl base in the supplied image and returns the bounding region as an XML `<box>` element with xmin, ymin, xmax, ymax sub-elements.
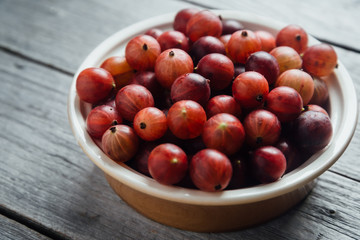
<box><xmin>105</xmin><ymin>173</ymin><xmax>315</xmax><ymax>232</ymax></box>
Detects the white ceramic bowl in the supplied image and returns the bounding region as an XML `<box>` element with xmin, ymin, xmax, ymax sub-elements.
<box><xmin>67</xmin><ymin>10</ymin><xmax>358</xmax><ymax>232</ymax></box>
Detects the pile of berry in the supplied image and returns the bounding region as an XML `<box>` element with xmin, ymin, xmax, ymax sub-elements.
<box><xmin>76</xmin><ymin>9</ymin><xmax>336</xmax><ymax>192</ymax></box>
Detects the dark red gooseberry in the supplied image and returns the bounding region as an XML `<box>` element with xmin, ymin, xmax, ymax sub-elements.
<box><xmin>202</xmin><ymin>113</ymin><xmax>245</xmax><ymax>155</ymax></box>
<box><xmin>101</xmin><ymin>125</ymin><xmax>139</xmax><ymax>162</ymax></box>
<box><xmin>186</xmin><ymin>10</ymin><xmax>222</xmax><ymax>42</ymax></box>
<box><xmin>206</xmin><ymin>95</ymin><xmax>242</xmax><ymax>119</ymax></box>
<box><xmin>221</xmin><ymin>19</ymin><xmax>244</xmax><ymax>35</ymax></box>
<box><xmin>155</xmin><ymin>48</ymin><xmax>194</xmax><ymax>89</ymax></box>
<box><xmin>157</xmin><ymin>30</ymin><xmax>190</xmax><ymax>52</ymax></box>
<box><xmin>275</xmin><ymin>138</ymin><xmax>302</xmax><ymax>173</ymax></box>
<box><xmin>133</xmin><ymin>141</ymin><xmax>158</xmax><ymax>176</ymax></box>
<box><xmin>251</xmin><ymin>146</ymin><xmax>287</xmax><ymax>183</ymax></box>
<box><xmin>255</xmin><ymin>30</ymin><xmax>276</xmax><ymax>52</ymax></box>
<box><xmin>167</xmin><ymin>100</ymin><xmax>207</xmax><ymax>139</ymax></box>
<box><xmin>76</xmin><ymin>67</ymin><xmax>115</xmax><ymax>104</ymax></box>
<box><xmin>309</xmin><ymin>77</ymin><xmax>329</xmax><ymax>107</ymax></box>
<box><xmin>232</xmin><ymin>71</ymin><xmax>269</xmax><ymax>109</ymax></box>
<box><xmin>266</xmin><ymin>86</ymin><xmax>303</xmax><ymax>122</ymax></box>
<box><xmin>86</xmin><ymin>105</ymin><xmax>122</xmax><ymax>139</ymax></box>
<box><xmin>190</xmin><ymin>149</ymin><xmax>232</xmax><ymax>191</ymax></box>
<box><xmin>228</xmin><ymin>152</ymin><xmax>253</xmax><ymax>189</ymax></box>
<box><xmin>293</xmin><ymin>110</ymin><xmax>333</xmax><ymax>154</ymax></box>
<box><xmin>148</xmin><ymin>143</ymin><xmax>188</xmax><ymax>185</ymax></box>
<box><xmin>144</xmin><ymin>28</ymin><xmax>163</xmax><ymax>39</ymax></box>
<box><xmin>128</xmin><ymin>71</ymin><xmax>163</xmax><ymax>101</ymax></box>
<box><xmin>245</xmin><ymin>51</ymin><xmax>280</xmax><ymax>85</ymax></box>
<box><xmin>304</xmin><ymin>104</ymin><xmax>329</xmax><ymax>117</ymax></box>
<box><xmin>233</xmin><ymin>63</ymin><xmax>246</xmax><ymax>78</ymax></box>
<box><xmin>133</xmin><ymin>107</ymin><xmax>168</xmax><ymax>141</ymax></box>
<box><xmin>269</xmin><ymin>46</ymin><xmax>302</xmax><ymax>74</ymax></box>
<box><xmin>170</xmin><ymin>73</ymin><xmax>211</xmax><ymax>107</ymax></box>
<box><xmin>243</xmin><ymin>109</ymin><xmax>281</xmax><ymax>148</ymax></box>
<box><xmin>115</xmin><ymin>84</ymin><xmax>154</xmax><ymax>121</ymax></box>
<box><xmin>125</xmin><ymin>35</ymin><xmax>161</xmax><ymax>71</ymax></box>
<box><xmin>276</xmin><ymin>24</ymin><xmax>308</xmax><ymax>54</ymax></box>
<box><xmin>189</xmin><ymin>36</ymin><xmax>226</xmax><ymax>64</ymax></box>
<box><xmin>275</xmin><ymin>69</ymin><xmax>314</xmax><ymax>105</ymax></box>
<box><xmin>302</xmin><ymin>43</ymin><xmax>338</xmax><ymax>77</ymax></box>
<box><xmin>173</xmin><ymin>8</ymin><xmax>200</xmax><ymax>34</ymax></box>
<box><xmin>196</xmin><ymin>53</ymin><xmax>234</xmax><ymax>91</ymax></box>
<box><xmin>227</xmin><ymin>29</ymin><xmax>262</xmax><ymax>63</ymax></box>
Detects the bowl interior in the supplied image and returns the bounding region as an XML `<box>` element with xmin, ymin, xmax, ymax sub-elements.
<box><xmin>67</xmin><ymin>10</ymin><xmax>358</xmax><ymax>205</ymax></box>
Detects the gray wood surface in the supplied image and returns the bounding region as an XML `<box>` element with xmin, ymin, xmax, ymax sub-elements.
<box><xmin>0</xmin><ymin>0</ymin><xmax>359</xmax><ymax>239</ymax></box>
<box><xmin>0</xmin><ymin>215</ymin><xmax>51</xmax><ymax>240</ymax></box>
<box><xmin>187</xmin><ymin>0</ymin><xmax>360</xmax><ymax>51</ymax></box>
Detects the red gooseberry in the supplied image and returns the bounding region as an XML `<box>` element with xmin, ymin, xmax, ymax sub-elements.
<box><xmin>269</xmin><ymin>46</ymin><xmax>302</xmax><ymax>74</ymax></box>
<box><xmin>170</xmin><ymin>73</ymin><xmax>211</xmax><ymax>107</ymax></box>
<box><xmin>302</xmin><ymin>43</ymin><xmax>338</xmax><ymax>77</ymax></box>
<box><xmin>186</xmin><ymin>10</ymin><xmax>222</xmax><ymax>42</ymax></box>
<box><xmin>309</xmin><ymin>77</ymin><xmax>329</xmax><ymax>107</ymax></box>
<box><xmin>251</xmin><ymin>146</ymin><xmax>287</xmax><ymax>183</ymax></box>
<box><xmin>133</xmin><ymin>107</ymin><xmax>168</xmax><ymax>141</ymax></box>
<box><xmin>266</xmin><ymin>86</ymin><xmax>303</xmax><ymax>122</ymax></box>
<box><xmin>255</xmin><ymin>30</ymin><xmax>276</xmax><ymax>52</ymax></box>
<box><xmin>293</xmin><ymin>110</ymin><xmax>333</xmax><ymax>154</ymax></box>
<box><xmin>227</xmin><ymin>29</ymin><xmax>262</xmax><ymax>64</ymax></box>
<box><xmin>243</xmin><ymin>109</ymin><xmax>281</xmax><ymax>148</ymax></box>
<box><xmin>190</xmin><ymin>149</ymin><xmax>232</xmax><ymax>192</ymax></box>
<box><xmin>115</xmin><ymin>84</ymin><xmax>154</xmax><ymax>121</ymax></box>
<box><xmin>196</xmin><ymin>53</ymin><xmax>234</xmax><ymax>91</ymax></box>
<box><xmin>245</xmin><ymin>51</ymin><xmax>280</xmax><ymax>85</ymax></box>
<box><xmin>101</xmin><ymin>125</ymin><xmax>139</xmax><ymax>162</ymax></box>
<box><xmin>155</xmin><ymin>48</ymin><xmax>194</xmax><ymax>89</ymax></box>
<box><xmin>173</xmin><ymin>8</ymin><xmax>199</xmax><ymax>34</ymax></box>
<box><xmin>76</xmin><ymin>67</ymin><xmax>115</xmax><ymax>104</ymax></box>
<box><xmin>148</xmin><ymin>143</ymin><xmax>188</xmax><ymax>185</ymax></box>
<box><xmin>157</xmin><ymin>30</ymin><xmax>190</xmax><ymax>52</ymax></box>
<box><xmin>276</xmin><ymin>24</ymin><xmax>308</xmax><ymax>54</ymax></box>
<box><xmin>86</xmin><ymin>104</ymin><xmax>122</xmax><ymax>139</ymax></box>
<box><xmin>125</xmin><ymin>35</ymin><xmax>161</xmax><ymax>71</ymax></box>
<box><xmin>232</xmin><ymin>71</ymin><xmax>269</xmax><ymax>109</ymax></box>
<box><xmin>275</xmin><ymin>69</ymin><xmax>314</xmax><ymax>105</ymax></box>
<box><xmin>190</xmin><ymin>36</ymin><xmax>226</xmax><ymax>64</ymax></box>
<box><xmin>205</xmin><ymin>95</ymin><xmax>242</xmax><ymax>119</ymax></box>
<box><xmin>167</xmin><ymin>100</ymin><xmax>207</xmax><ymax>139</ymax></box>
<box><xmin>202</xmin><ymin>113</ymin><xmax>245</xmax><ymax>155</ymax></box>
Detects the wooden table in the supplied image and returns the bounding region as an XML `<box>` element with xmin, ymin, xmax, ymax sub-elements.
<box><xmin>1</xmin><ymin>0</ymin><xmax>359</xmax><ymax>239</ymax></box>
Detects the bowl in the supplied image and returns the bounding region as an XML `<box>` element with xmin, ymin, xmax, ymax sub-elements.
<box><xmin>67</xmin><ymin>10</ymin><xmax>358</xmax><ymax>232</ymax></box>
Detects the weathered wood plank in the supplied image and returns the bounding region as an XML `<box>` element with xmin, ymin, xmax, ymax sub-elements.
<box><xmin>0</xmin><ymin>0</ymin><xmax>195</xmax><ymax>74</ymax></box>
<box><xmin>0</xmin><ymin>48</ymin><xmax>359</xmax><ymax>239</ymax></box>
<box><xmin>0</xmin><ymin>215</ymin><xmax>51</xmax><ymax>240</ymax></box>
<box><xmin>185</xmin><ymin>0</ymin><xmax>360</xmax><ymax>51</ymax></box>
<box><xmin>0</xmin><ymin>0</ymin><xmax>359</xmax><ymax>239</ymax></box>
<box><xmin>0</xmin><ymin>0</ymin><xmax>359</xmax><ymax>76</ymax></box>
<box><xmin>328</xmin><ymin>46</ymin><xmax>360</xmax><ymax>182</ymax></box>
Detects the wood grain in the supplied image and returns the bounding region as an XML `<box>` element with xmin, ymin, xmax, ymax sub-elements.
<box><xmin>185</xmin><ymin>0</ymin><xmax>360</xmax><ymax>51</ymax></box>
<box><xmin>0</xmin><ymin>0</ymin><xmax>359</xmax><ymax>239</ymax></box>
<box><xmin>328</xmin><ymin>47</ymin><xmax>360</xmax><ymax>182</ymax></box>
<box><xmin>0</xmin><ymin>49</ymin><xmax>359</xmax><ymax>238</ymax></box>
<box><xmin>0</xmin><ymin>0</ymin><xmax>195</xmax><ymax>74</ymax></box>
<box><xmin>0</xmin><ymin>215</ymin><xmax>51</xmax><ymax>240</ymax></box>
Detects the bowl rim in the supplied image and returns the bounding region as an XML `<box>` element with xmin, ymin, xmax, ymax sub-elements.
<box><xmin>67</xmin><ymin>10</ymin><xmax>358</xmax><ymax>206</ymax></box>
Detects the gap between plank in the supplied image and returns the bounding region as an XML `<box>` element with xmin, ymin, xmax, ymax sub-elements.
<box><xmin>178</xmin><ymin>0</ymin><xmax>360</xmax><ymax>53</ymax></box>
<box><xmin>0</xmin><ymin>205</ymin><xmax>70</xmax><ymax>240</ymax></box>
<box><xmin>0</xmin><ymin>46</ymin><xmax>74</xmax><ymax>77</ymax></box>
<box><xmin>328</xmin><ymin>169</ymin><xmax>360</xmax><ymax>183</ymax></box>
